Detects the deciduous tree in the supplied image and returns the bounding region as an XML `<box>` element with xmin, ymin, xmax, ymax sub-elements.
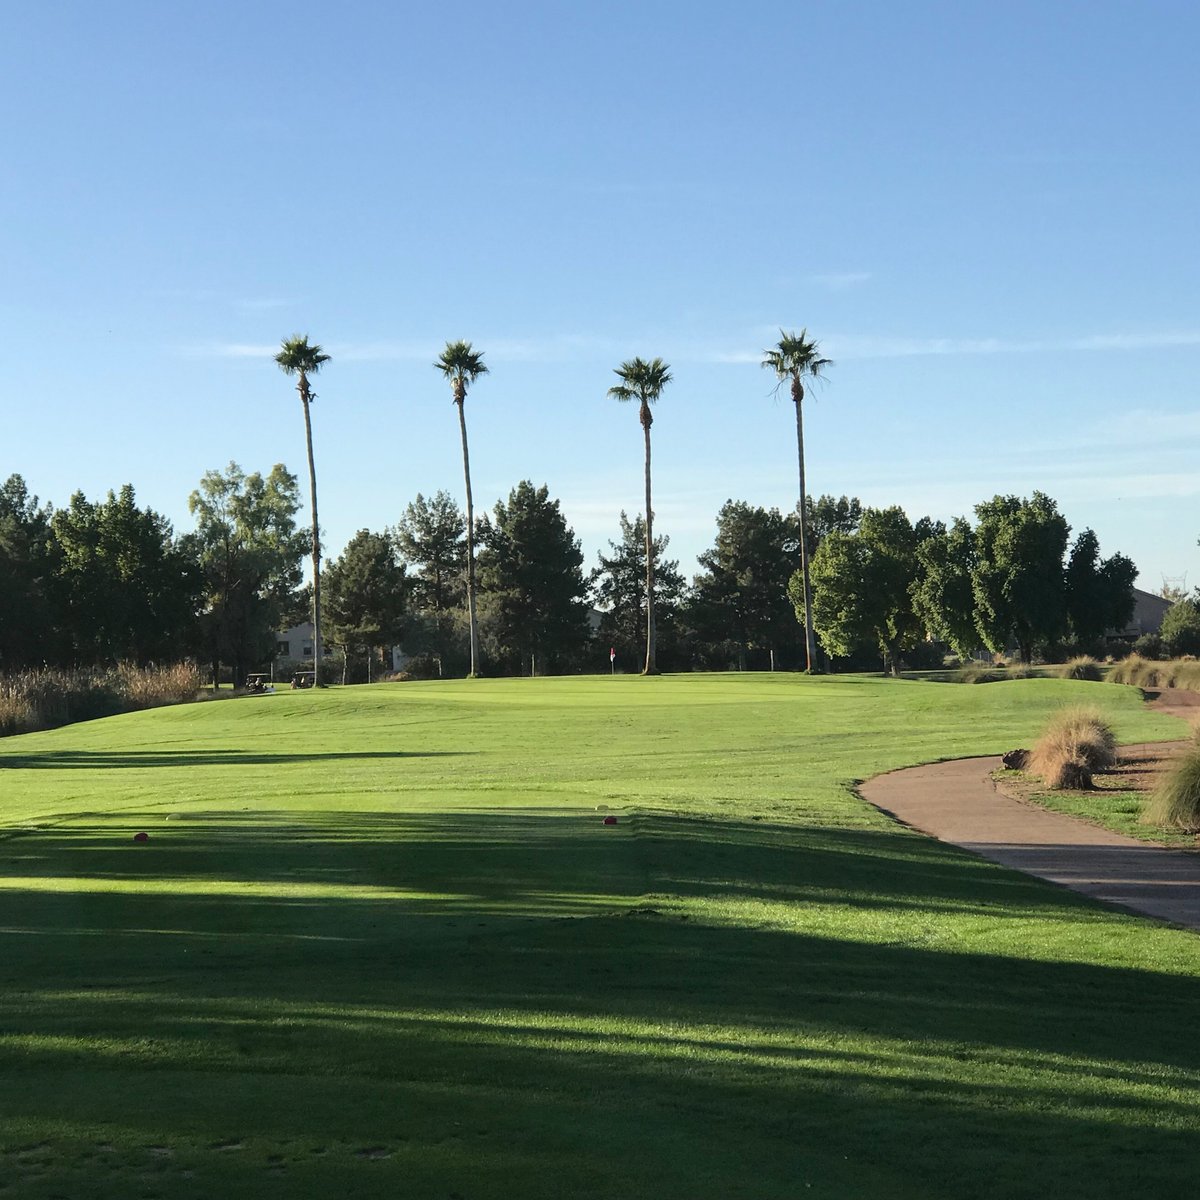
<box><xmin>185</xmin><ymin>462</ymin><xmax>307</xmax><ymax>688</ymax></box>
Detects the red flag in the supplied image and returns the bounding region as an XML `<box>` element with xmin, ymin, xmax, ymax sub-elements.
<box><xmin>609</xmin><ymin>647</ymin><xmax>616</xmax><ymax>662</ymax></box>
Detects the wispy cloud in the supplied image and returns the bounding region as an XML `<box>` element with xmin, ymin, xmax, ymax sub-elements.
<box><xmin>806</xmin><ymin>271</ymin><xmax>872</xmax><ymax>290</ymax></box>
<box><xmin>823</xmin><ymin>329</ymin><xmax>1200</xmax><ymax>359</ymax></box>
<box><xmin>234</xmin><ymin>297</ymin><xmax>296</xmax><ymax>313</ymax></box>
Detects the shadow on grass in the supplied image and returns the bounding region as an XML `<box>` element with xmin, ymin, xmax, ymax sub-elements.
<box><xmin>2</xmin><ymin>809</ymin><xmax>1199</xmax><ymax>1198</ymax></box>
<box><xmin>0</xmin><ymin>748</ymin><xmax>474</xmax><ymax>769</ymax></box>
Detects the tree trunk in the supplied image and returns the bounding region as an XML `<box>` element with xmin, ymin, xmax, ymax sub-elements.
<box><xmin>641</xmin><ymin>408</ymin><xmax>658</xmax><ymax>675</ymax></box>
<box><xmin>794</xmin><ymin>381</ymin><xmax>817</xmax><ymax>673</ymax></box>
<box><xmin>457</xmin><ymin>398</ymin><xmax>481</xmax><ymax>677</ymax></box>
<box><xmin>300</xmin><ymin>377</ymin><xmax>323</xmax><ymax>687</ymax></box>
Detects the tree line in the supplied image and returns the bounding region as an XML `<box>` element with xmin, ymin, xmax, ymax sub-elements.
<box><xmin>0</xmin><ymin>464</ymin><xmax>1142</xmax><ymax>683</ymax></box>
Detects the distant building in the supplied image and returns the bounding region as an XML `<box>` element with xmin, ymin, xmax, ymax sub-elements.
<box><xmin>1114</xmin><ymin>588</ymin><xmax>1173</xmax><ymax>642</ymax></box>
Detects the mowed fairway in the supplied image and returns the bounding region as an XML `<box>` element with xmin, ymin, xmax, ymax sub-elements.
<box><xmin>1</xmin><ymin>674</ymin><xmax>1197</xmax><ymax>1199</ymax></box>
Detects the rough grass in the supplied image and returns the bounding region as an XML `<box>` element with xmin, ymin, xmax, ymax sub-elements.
<box><xmin>1029</xmin><ymin>705</ymin><xmax>1118</xmax><ymax>788</ymax></box>
<box><xmin>0</xmin><ymin>662</ymin><xmax>201</xmax><ymax>736</ymax></box>
<box><xmin>0</xmin><ymin>674</ymin><xmax>1194</xmax><ymax>1199</ymax></box>
<box><xmin>1060</xmin><ymin>656</ymin><xmax>1102</xmax><ymax>681</ymax></box>
<box><xmin>1143</xmin><ymin>742</ymin><xmax>1200</xmax><ymax>832</ymax></box>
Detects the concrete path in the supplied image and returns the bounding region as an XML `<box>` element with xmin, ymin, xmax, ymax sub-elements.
<box><xmin>860</xmin><ymin>744</ymin><xmax>1200</xmax><ymax>931</ymax></box>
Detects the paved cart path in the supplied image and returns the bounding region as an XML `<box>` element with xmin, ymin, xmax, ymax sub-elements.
<box><xmin>859</xmin><ymin>743</ymin><xmax>1200</xmax><ymax>931</ymax></box>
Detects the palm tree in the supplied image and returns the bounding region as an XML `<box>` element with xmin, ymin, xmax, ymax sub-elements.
<box><xmin>435</xmin><ymin>340</ymin><xmax>488</xmax><ymax>676</ymax></box>
<box><xmin>608</xmin><ymin>357</ymin><xmax>672</xmax><ymax>675</ymax></box>
<box><xmin>762</xmin><ymin>329</ymin><xmax>831</xmax><ymax>672</ymax></box>
<box><xmin>275</xmin><ymin>334</ymin><xmax>331</xmax><ymax>685</ymax></box>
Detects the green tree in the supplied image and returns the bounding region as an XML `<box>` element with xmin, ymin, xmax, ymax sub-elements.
<box><xmin>435</xmin><ymin>340</ymin><xmax>488</xmax><ymax>677</ymax></box>
<box><xmin>608</xmin><ymin>356</ymin><xmax>672</xmax><ymax>675</ymax></box>
<box><xmin>972</xmin><ymin>493</ymin><xmax>1070</xmax><ymax>663</ymax></box>
<box><xmin>475</xmin><ymin>481</ymin><xmax>591</xmax><ymax>676</ymax></box>
<box><xmin>689</xmin><ymin>501</ymin><xmax>801</xmax><ymax>670</ymax></box>
<box><xmin>802</xmin><ymin>494</ymin><xmax>862</xmax><ymax>562</ymax></box>
<box><xmin>1065</xmin><ymin>529</ymin><xmax>1137</xmax><ymax>646</ymax></box>
<box><xmin>275</xmin><ymin>335</ymin><xmax>331</xmax><ymax>684</ymax></box>
<box><xmin>799</xmin><ymin>506</ymin><xmax>920</xmax><ymax>676</ymax></box>
<box><xmin>323</xmin><ymin>530</ymin><xmax>408</xmax><ymax>682</ymax></box>
<box><xmin>591</xmin><ymin>511</ymin><xmax>687</xmax><ymax>673</ymax></box>
<box><xmin>0</xmin><ymin>475</ymin><xmax>57</xmax><ymax>668</ymax></box>
<box><xmin>912</xmin><ymin>516</ymin><xmax>979</xmax><ymax>659</ymax></box>
<box><xmin>394</xmin><ymin>490</ymin><xmax>467</xmax><ymax>675</ymax></box>
<box><xmin>1160</xmin><ymin>599</ymin><xmax>1200</xmax><ymax>657</ymax></box>
<box><xmin>50</xmin><ymin>485</ymin><xmax>201</xmax><ymax>665</ymax></box>
<box><xmin>762</xmin><ymin>329</ymin><xmax>832</xmax><ymax>672</ymax></box>
<box><xmin>185</xmin><ymin>462</ymin><xmax>307</xmax><ymax>688</ymax></box>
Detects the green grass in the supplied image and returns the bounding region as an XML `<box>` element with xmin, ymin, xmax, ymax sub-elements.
<box><xmin>0</xmin><ymin>673</ymin><xmax>1197</xmax><ymax>1199</ymax></box>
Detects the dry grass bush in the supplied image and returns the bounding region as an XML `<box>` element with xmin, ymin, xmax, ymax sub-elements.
<box><xmin>1006</xmin><ymin>664</ymin><xmax>1037</xmax><ymax>680</ymax></box>
<box><xmin>1060</xmin><ymin>656</ymin><xmax>1102</xmax><ymax>682</ymax></box>
<box><xmin>1108</xmin><ymin>656</ymin><xmax>1200</xmax><ymax>692</ymax></box>
<box><xmin>0</xmin><ymin>662</ymin><xmax>202</xmax><ymax>737</ymax></box>
<box><xmin>1109</xmin><ymin>655</ymin><xmax>1160</xmax><ymax>688</ymax></box>
<box><xmin>1142</xmin><ymin>743</ymin><xmax>1200</xmax><ymax>832</ymax></box>
<box><xmin>1029</xmin><ymin>706</ymin><xmax>1117</xmax><ymax>790</ymax></box>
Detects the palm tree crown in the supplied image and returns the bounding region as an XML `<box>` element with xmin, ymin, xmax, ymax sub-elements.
<box><xmin>608</xmin><ymin>357</ymin><xmax>672</xmax><ymax>427</ymax></box>
<box><xmin>761</xmin><ymin>329</ymin><xmax>830</xmax><ymax>402</ymax></box>
<box><xmin>275</xmin><ymin>335</ymin><xmax>331</xmax><ymax>386</ymax></box>
<box><xmin>436</xmin><ymin>340</ymin><xmax>489</xmax><ymax>405</ymax></box>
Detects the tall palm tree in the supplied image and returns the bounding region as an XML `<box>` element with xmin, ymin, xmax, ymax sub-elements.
<box><xmin>608</xmin><ymin>356</ymin><xmax>672</xmax><ymax>675</ymax></box>
<box><xmin>435</xmin><ymin>340</ymin><xmax>488</xmax><ymax>677</ymax></box>
<box><xmin>275</xmin><ymin>334</ymin><xmax>331</xmax><ymax>685</ymax></box>
<box><xmin>762</xmin><ymin>329</ymin><xmax>831</xmax><ymax>672</ymax></box>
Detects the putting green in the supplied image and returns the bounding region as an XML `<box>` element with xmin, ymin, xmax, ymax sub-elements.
<box><xmin>0</xmin><ymin>674</ymin><xmax>1196</xmax><ymax>1199</ymax></box>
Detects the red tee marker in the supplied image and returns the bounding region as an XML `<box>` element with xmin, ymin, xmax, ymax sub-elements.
<box><xmin>133</xmin><ymin>832</ymin><xmax>149</xmax><ymax>843</ymax></box>
<box><xmin>603</xmin><ymin>816</ymin><xmax>618</xmax><ymax>826</ymax></box>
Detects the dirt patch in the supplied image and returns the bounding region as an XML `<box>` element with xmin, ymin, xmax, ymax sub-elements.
<box><xmin>1146</xmin><ymin>688</ymin><xmax>1200</xmax><ymax>713</ymax></box>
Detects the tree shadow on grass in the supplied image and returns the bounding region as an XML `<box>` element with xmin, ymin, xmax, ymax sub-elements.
<box><xmin>2</xmin><ymin>809</ymin><xmax>1200</xmax><ymax>1198</ymax></box>
<box><xmin>0</xmin><ymin>748</ymin><xmax>474</xmax><ymax>769</ymax></box>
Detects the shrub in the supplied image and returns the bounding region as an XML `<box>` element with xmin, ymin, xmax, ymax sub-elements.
<box><xmin>1134</xmin><ymin>632</ymin><xmax>1164</xmax><ymax>659</ymax></box>
<box><xmin>1005</xmin><ymin>664</ymin><xmax>1037</xmax><ymax>680</ymax></box>
<box><xmin>1029</xmin><ymin>706</ymin><xmax>1117</xmax><ymax>789</ymax></box>
<box><xmin>1143</xmin><ymin>744</ymin><xmax>1200</xmax><ymax>832</ymax></box>
<box><xmin>1160</xmin><ymin>601</ymin><xmax>1200</xmax><ymax>658</ymax></box>
<box><xmin>1060</xmin><ymin>656</ymin><xmax>1102</xmax><ymax>682</ymax></box>
<box><xmin>902</xmin><ymin>640</ymin><xmax>946</xmax><ymax>671</ymax></box>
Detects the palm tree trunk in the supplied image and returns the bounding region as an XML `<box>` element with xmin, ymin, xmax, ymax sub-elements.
<box><xmin>794</xmin><ymin>388</ymin><xmax>816</xmax><ymax>672</ymax></box>
<box><xmin>642</xmin><ymin>411</ymin><xmax>658</xmax><ymax>675</ymax></box>
<box><xmin>301</xmin><ymin>382</ymin><xmax>323</xmax><ymax>686</ymax></box>
<box><xmin>457</xmin><ymin>399</ymin><xmax>481</xmax><ymax>676</ymax></box>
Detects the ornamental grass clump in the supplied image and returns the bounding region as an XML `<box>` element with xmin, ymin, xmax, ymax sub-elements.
<box><xmin>1060</xmin><ymin>656</ymin><xmax>1102</xmax><ymax>682</ymax></box>
<box><xmin>1143</xmin><ymin>744</ymin><xmax>1200</xmax><ymax>832</ymax></box>
<box><xmin>1029</xmin><ymin>706</ymin><xmax>1117</xmax><ymax>790</ymax></box>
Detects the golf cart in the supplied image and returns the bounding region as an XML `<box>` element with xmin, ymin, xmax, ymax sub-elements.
<box><xmin>291</xmin><ymin>669</ymin><xmax>316</xmax><ymax>690</ymax></box>
<box><xmin>245</xmin><ymin>673</ymin><xmax>272</xmax><ymax>694</ymax></box>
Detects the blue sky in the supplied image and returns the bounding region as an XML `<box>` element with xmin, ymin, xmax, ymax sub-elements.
<box><xmin>4</xmin><ymin>1</ymin><xmax>1198</xmax><ymax>591</ymax></box>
